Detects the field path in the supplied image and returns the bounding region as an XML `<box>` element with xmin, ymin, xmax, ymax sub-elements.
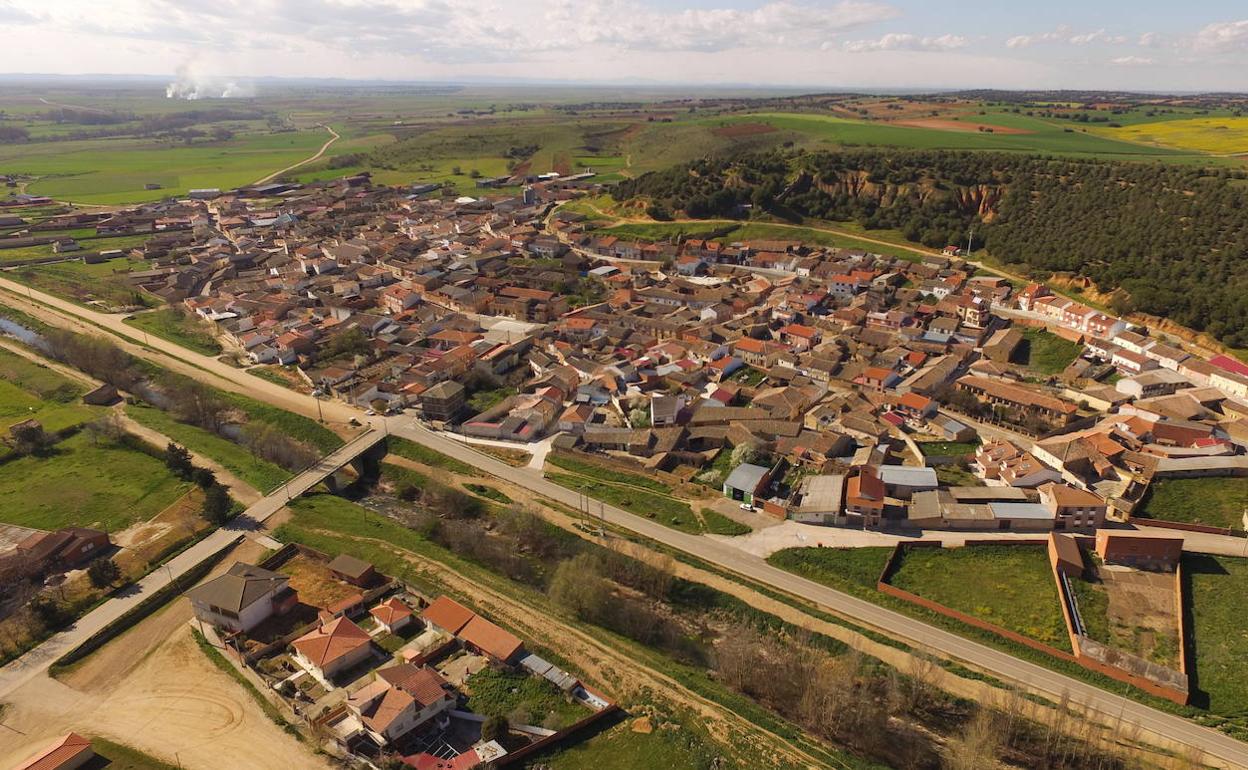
<box><xmin>37</xmin><ymin>97</ymin><xmax>111</xmax><ymax>115</ymax></box>
<box><xmin>251</xmin><ymin>124</ymin><xmax>339</xmax><ymax>186</ymax></box>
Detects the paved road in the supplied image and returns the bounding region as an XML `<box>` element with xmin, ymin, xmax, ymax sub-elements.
<box><xmin>4</xmin><ymin>279</ymin><xmax>1248</xmax><ymax>766</ymax></box>
<box><xmin>0</xmin><ymin>429</ymin><xmax>383</xmax><ymax>699</ymax></box>
<box><xmin>389</xmin><ymin>422</ymin><xmax>1248</xmax><ymax>769</ymax></box>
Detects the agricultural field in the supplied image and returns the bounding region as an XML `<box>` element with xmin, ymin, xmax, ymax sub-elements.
<box><xmin>0</xmin><ymin>233</ymin><xmax>154</xmax><ymax>265</ymax></box>
<box><xmin>1092</xmin><ymin>117</ymin><xmax>1248</xmax><ymax>154</ymax></box>
<box><xmin>1135</xmin><ymin>477</ymin><xmax>1247</xmax><ymax>530</ymax></box>
<box><xmin>0</xmin><ymin>129</ymin><xmax>331</xmax><ymax>205</ymax></box>
<box><xmin>888</xmin><ymin>545</ymin><xmax>1070</xmax><ymax>650</ymax></box>
<box><xmin>0</xmin><ymin>430</ymin><xmax>190</xmax><ymax>531</ymax></box>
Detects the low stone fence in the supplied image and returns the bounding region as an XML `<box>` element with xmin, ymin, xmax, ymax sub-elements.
<box><xmin>1132</xmin><ymin>517</ymin><xmax>1246</xmax><ymax>538</ymax></box>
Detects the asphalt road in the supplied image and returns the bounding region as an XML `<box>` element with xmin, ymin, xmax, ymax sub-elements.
<box><xmin>0</xmin><ymin>429</ymin><xmax>383</xmax><ymax>700</ymax></box>
<box><xmin>3</xmin><ymin>278</ymin><xmax>1247</xmax><ymax>766</ymax></box>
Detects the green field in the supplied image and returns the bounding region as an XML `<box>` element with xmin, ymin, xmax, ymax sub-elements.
<box><xmin>0</xmin><ymin>233</ymin><xmax>154</xmax><ymax>265</ymax></box>
<box><xmin>1021</xmin><ymin>328</ymin><xmax>1083</xmax><ymax>375</ymax></box>
<box><xmin>0</xmin><ymin>347</ymin><xmax>99</xmax><ymax>433</ymax></box>
<box><xmin>0</xmin><ymin>430</ymin><xmax>190</xmax><ymax>531</ymax></box>
<box><xmin>889</xmin><ymin>545</ymin><xmax>1070</xmax><ymax>650</ymax></box>
<box><xmin>1136</xmin><ymin>477</ymin><xmax>1247</xmax><ymax>530</ymax></box>
<box><xmin>2</xmin><ymin>130</ymin><xmax>329</xmax><ymax>205</ymax></box>
<box><xmin>387</xmin><ymin>436</ymin><xmax>476</xmax><ymax>475</ymax></box>
<box><xmin>534</xmin><ymin>718</ymin><xmax>716</xmax><ymax>770</ymax></box>
<box><xmin>916</xmin><ymin>440</ymin><xmax>980</xmax><ymax>457</ymax></box>
<box><xmin>8</xmin><ymin>255</ymin><xmax>153</xmax><ymax>309</ymax></box>
<box><xmin>125</xmin><ymin>403</ymin><xmax>289</xmax><ymax>493</ymax></box>
<box><xmin>546</xmin><ymin>472</ymin><xmax>697</xmax><ymax>533</ymax></box>
<box><xmin>1184</xmin><ymin>554</ymin><xmax>1248</xmax><ymax>719</ymax></box>
<box><xmin>766</xmin><ymin>547</ymin><xmax>894</xmax><ymax>597</ymax></box>
<box><xmin>125</xmin><ymin>308</ymin><xmax>223</xmax><ymax>356</ymax></box>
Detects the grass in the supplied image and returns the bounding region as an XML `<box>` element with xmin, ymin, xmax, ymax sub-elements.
<box><xmin>6</xmin><ymin>254</ymin><xmax>154</xmax><ymax>310</ymax></box>
<box><xmin>1021</xmin><ymin>328</ymin><xmax>1083</xmax><ymax>375</ymax></box>
<box><xmin>223</xmin><ymin>392</ymin><xmax>343</xmax><ymax>454</ymax></box>
<box><xmin>1067</xmin><ymin>573</ymin><xmax>1111</xmax><ymax>644</ymax></box>
<box><xmin>464</xmin><ymin>666</ymin><xmax>587</xmax><ymax>729</ymax></box>
<box><xmin>1184</xmin><ymin>553</ymin><xmax>1248</xmax><ymax>719</ymax></box>
<box><xmin>546</xmin><ymin>472</ymin><xmax>698</xmax><ymax>533</ymax></box>
<box><xmin>0</xmin><ymin>234</ymin><xmax>154</xmax><ymax>266</ymax></box>
<box><xmin>125</xmin><ymin>403</ymin><xmax>289</xmax><ymax>492</ymax></box>
<box><xmin>124</xmin><ymin>308</ymin><xmax>222</xmax><ymax>356</ymax></box>
<box><xmin>0</xmin><ymin>346</ymin><xmax>97</xmax><ymax>431</ymax></box>
<box><xmin>388</xmin><ymin>436</ymin><xmax>476</xmax><ymax>475</ymax></box>
<box><xmin>546</xmin><ymin>453</ymin><xmax>672</xmax><ymax>495</ymax></box>
<box><xmin>915</xmin><ymin>439</ymin><xmax>979</xmax><ymax>457</ymax></box>
<box><xmin>533</xmin><ymin>718</ymin><xmax>716</xmax><ymax>770</ymax></box>
<box><xmin>90</xmin><ymin>737</ymin><xmax>181</xmax><ymax>770</ymax></box>
<box><xmin>700</xmin><ymin>508</ymin><xmax>752</xmax><ymax>536</ymax></box>
<box><xmin>0</xmin><ymin>431</ymin><xmax>190</xmax><ymax>531</ymax></box>
<box><xmin>889</xmin><ymin>545</ymin><xmax>1071</xmax><ymax>651</ymax></box>
<box><xmin>1136</xmin><ymin>477</ymin><xmax>1247</xmax><ymax>530</ymax></box>
<box><xmin>467</xmin><ymin>386</ymin><xmax>517</xmax><ymax>413</ymax></box>
<box><xmin>465</xmin><ymin>483</ymin><xmax>512</xmax><ymax>504</ymax></box>
<box><xmin>5</xmin><ymin>129</ymin><xmax>331</xmax><ymax>205</ymax></box>
<box><xmin>766</xmin><ymin>547</ymin><xmax>894</xmax><ymax>597</ymax></box>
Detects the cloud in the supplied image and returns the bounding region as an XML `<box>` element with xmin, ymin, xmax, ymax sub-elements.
<box><xmin>0</xmin><ymin>0</ymin><xmax>40</xmax><ymax>24</ymax></box>
<box><xmin>1110</xmin><ymin>55</ymin><xmax>1154</xmax><ymax>66</ymax></box>
<box><xmin>1006</xmin><ymin>26</ymin><xmax>1125</xmax><ymax>48</ymax></box>
<box><xmin>1137</xmin><ymin>31</ymin><xmax>1161</xmax><ymax>47</ymax></box>
<box><xmin>1193</xmin><ymin>19</ymin><xmax>1248</xmax><ymax>52</ymax></box>
<box><xmin>545</xmin><ymin>0</ymin><xmax>901</xmax><ymax>52</ymax></box>
<box><xmin>842</xmin><ymin>33</ymin><xmax>967</xmax><ymax>53</ymax></box>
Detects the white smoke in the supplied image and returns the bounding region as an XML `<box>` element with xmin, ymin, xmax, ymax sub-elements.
<box><xmin>166</xmin><ymin>62</ymin><xmax>255</xmax><ymax>100</ymax></box>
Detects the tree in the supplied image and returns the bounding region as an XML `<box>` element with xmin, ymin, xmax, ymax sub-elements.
<box><xmin>480</xmin><ymin>714</ymin><xmax>509</xmax><ymax>743</ymax></box>
<box><xmin>201</xmin><ymin>484</ymin><xmax>233</xmax><ymax>525</ymax></box>
<box><xmin>164</xmin><ymin>442</ymin><xmax>194</xmax><ymax>478</ymax></box>
<box><xmin>548</xmin><ymin>553</ymin><xmax>609</xmax><ymax>621</ymax></box>
<box><xmin>87</xmin><ymin>557</ymin><xmax>122</xmax><ymax>589</ymax></box>
<box><xmin>29</xmin><ymin>595</ymin><xmax>70</xmax><ymax>629</ymax></box>
<box><xmin>10</xmin><ymin>421</ymin><xmax>53</xmax><ymax>456</ymax></box>
<box><xmin>627</xmin><ymin>407</ymin><xmax>650</xmax><ymax>428</ymax></box>
<box><xmin>192</xmin><ymin>467</ymin><xmax>217</xmax><ymax>489</ymax></box>
<box><xmin>83</xmin><ymin>412</ymin><xmax>126</xmax><ymax>446</ymax></box>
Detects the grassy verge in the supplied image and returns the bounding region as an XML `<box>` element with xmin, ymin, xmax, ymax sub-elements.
<box><xmin>547</xmin><ymin>453</ymin><xmax>673</xmax><ymax>494</ymax></box>
<box><xmin>90</xmin><ymin>737</ymin><xmax>181</xmax><ymax>770</ymax></box>
<box><xmin>388</xmin><ymin>436</ymin><xmax>477</xmax><ymax>475</ymax></box>
<box><xmin>916</xmin><ymin>439</ymin><xmax>979</xmax><ymax>457</ymax></box>
<box><xmin>465</xmin><ymin>483</ymin><xmax>512</xmax><ymax>504</ymax></box>
<box><xmin>124</xmin><ymin>308</ymin><xmax>222</xmax><ymax>356</ymax></box>
<box><xmin>700</xmin><ymin>508</ymin><xmax>752</xmax><ymax>536</ymax></box>
<box><xmin>547</xmin><ymin>472</ymin><xmax>697</xmax><ymax>533</ymax></box>
<box><xmin>125</xmin><ymin>403</ymin><xmax>289</xmax><ymax>492</ymax></box>
<box><xmin>223</xmin><ymin>392</ymin><xmax>343</xmax><ymax>454</ymax></box>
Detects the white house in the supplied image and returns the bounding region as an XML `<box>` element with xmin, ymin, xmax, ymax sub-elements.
<box><xmin>186</xmin><ymin>562</ymin><xmax>298</xmax><ymax>634</ymax></box>
<box><xmin>292</xmin><ymin>616</ymin><xmax>373</xmax><ymax>682</ymax></box>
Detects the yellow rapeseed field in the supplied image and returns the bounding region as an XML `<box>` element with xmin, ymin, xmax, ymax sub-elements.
<box><xmin>1097</xmin><ymin>117</ymin><xmax>1248</xmax><ymax>154</ymax></box>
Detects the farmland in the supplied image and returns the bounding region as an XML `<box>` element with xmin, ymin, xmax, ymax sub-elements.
<box><xmin>1136</xmin><ymin>477</ymin><xmax>1248</xmax><ymax>530</ymax></box>
<box><xmin>0</xmin><ymin>346</ymin><xmax>97</xmax><ymax>433</ymax></box>
<box><xmin>1184</xmin><ymin>554</ymin><xmax>1248</xmax><ymax>721</ymax></box>
<box><xmin>1092</xmin><ymin>117</ymin><xmax>1248</xmax><ymax>154</ymax></box>
<box><xmin>6</xmin><ymin>255</ymin><xmax>152</xmax><ymax>310</ymax></box>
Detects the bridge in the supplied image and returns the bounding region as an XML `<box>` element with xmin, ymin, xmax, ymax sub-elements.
<box><xmin>0</xmin><ymin>428</ymin><xmax>386</xmax><ymax>699</ymax></box>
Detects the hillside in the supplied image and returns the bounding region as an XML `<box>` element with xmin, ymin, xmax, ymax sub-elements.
<box><xmin>614</xmin><ymin>150</ymin><xmax>1248</xmax><ymax>347</ymax></box>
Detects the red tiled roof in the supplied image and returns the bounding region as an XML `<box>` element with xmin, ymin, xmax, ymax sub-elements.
<box><xmin>370</xmin><ymin>597</ymin><xmax>413</xmax><ymax>627</ymax></box>
<box><xmin>15</xmin><ymin>733</ymin><xmax>93</xmax><ymax>770</ymax></box>
<box><xmin>292</xmin><ymin>616</ymin><xmax>371</xmax><ymax>667</ymax></box>
<box><xmin>421</xmin><ymin>596</ymin><xmax>475</xmax><ymax>634</ymax></box>
<box><xmin>459</xmin><ymin>615</ymin><xmax>523</xmax><ymax>662</ymax></box>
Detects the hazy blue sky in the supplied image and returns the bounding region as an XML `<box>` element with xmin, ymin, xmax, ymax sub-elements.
<box><xmin>2</xmin><ymin>0</ymin><xmax>1247</xmax><ymax>90</ymax></box>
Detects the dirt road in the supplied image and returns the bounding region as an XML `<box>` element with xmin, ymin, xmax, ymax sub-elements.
<box><xmin>0</xmin><ymin>541</ymin><xmax>333</xmax><ymax>770</ymax></box>
<box><xmin>252</xmin><ymin>125</ymin><xmax>340</xmax><ymax>186</ymax></box>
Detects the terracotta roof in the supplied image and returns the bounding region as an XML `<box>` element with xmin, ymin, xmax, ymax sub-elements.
<box><xmin>292</xmin><ymin>616</ymin><xmax>371</xmax><ymax>668</ymax></box>
<box><xmin>370</xmin><ymin>597</ymin><xmax>413</xmax><ymax>627</ymax></box>
<box><xmin>378</xmin><ymin>663</ymin><xmax>452</xmax><ymax>708</ymax></box>
<box><xmin>459</xmin><ymin>614</ymin><xmax>524</xmax><ymax>662</ymax></box>
<box><xmin>421</xmin><ymin>595</ymin><xmax>475</xmax><ymax>634</ymax></box>
<box><xmin>15</xmin><ymin>733</ymin><xmax>93</xmax><ymax>770</ymax></box>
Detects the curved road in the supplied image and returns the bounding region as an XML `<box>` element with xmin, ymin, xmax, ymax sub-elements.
<box><xmin>252</xmin><ymin>124</ymin><xmax>340</xmax><ymax>186</ymax></box>
<box><xmin>2</xmin><ymin>278</ymin><xmax>1246</xmax><ymax>767</ymax></box>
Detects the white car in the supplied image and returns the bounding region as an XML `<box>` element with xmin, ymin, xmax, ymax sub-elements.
<box><xmin>365</xmin><ymin>409</ymin><xmax>376</xmax><ymax>416</ymax></box>
<box><xmin>739</xmin><ymin>503</ymin><xmax>753</xmax><ymax>512</ymax></box>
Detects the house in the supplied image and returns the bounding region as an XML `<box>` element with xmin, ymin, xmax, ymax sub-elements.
<box><xmin>421</xmin><ymin>595</ymin><xmax>475</xmax><ymax>635</ymax></box>
<box><xmin>17</xmin><ymin>528</ymin><xmax>111</xmax><ymax>572</ymax></box>
<box><xmin>956</xmin><ymin>375</ymin><xmax>1078</xmax><ymax>425</ymax></box>
<box><xmin>186</xmin><ymin>562</ymin><xmax>299</xmax><ymax>634</ymax></box>
<box><xmin>1095</xmin><ymin>533</ymin><xmax>1182</xmax><ymax>571</ymax></box>
<box><xmin>370</xmin><ymin>597</ymin><xmax>415</xmax><ymax>635</ymax></box>
<box><xmin>876</xmin><ymin>465</ymin><xmax>938</xmax><ymax>498</ymax></box>
<box><xmin>845</xmin><ymin>466</ymin><xmax>886</xmax><ymax>525</ymax></box>
<box><xmin>421</xmin><ymin>381</ymin><xmax>466</xmax><ymax>423</ymax></box>
<box><xmin>345</xmin><ymin>664</ymin><xmax>456</xmax><ymax>746</ymax></box>
<box><xmin>329</xmin><ymin>553</ymin><xmax>380</xmax><ymax>587</ymax></box>
<box><xmin>723</xmin><ymin>462</ymin><xmax>771</xmax><ymax>506</ymax></box>
<box><xmin>1037</xmin><ymin>482</ymin><xmax>1107</xmax><ymax>532</ymax></box>
<box><xmin>459</xmin><ymin>614</ymin><xmax>525</xmax><ymax>664</ymax></box>
<box><xmin>13</xmin><ymin>732</ymin><xmax>95</xmax><ymax>770</ymax></box>
<box><xmin>791</xmin><ymin>474</ymin><xmax>845</xmax><ymax>525</ymax></box>
<box><xmin>292</xmin><ymin>616</ymin><xmax>374</xmax><ymax>681</ymax></box>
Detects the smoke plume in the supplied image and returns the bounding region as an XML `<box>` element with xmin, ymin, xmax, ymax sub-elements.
<box><xmin>166</xmin><ymin>62</ymin><xmax>255</xmax><ymax>100</ymax></box>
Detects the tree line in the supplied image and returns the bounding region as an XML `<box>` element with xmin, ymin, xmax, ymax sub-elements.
<box><xmin>615</xmin><ymin>149</ymin><xmax>1248</xmax><ymax>347</ymax></box>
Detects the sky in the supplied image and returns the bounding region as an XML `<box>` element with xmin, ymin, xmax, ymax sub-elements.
<box><xmin>3</xmin><ymin>0</ymin><xmax>1248</xmax><ymax>91</ymax></box>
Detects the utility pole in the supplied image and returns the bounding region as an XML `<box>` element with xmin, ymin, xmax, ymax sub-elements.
<box><xmin>964</xmin><ymin>225</ymin><xmax>976</xmax><ymax>260</ymax></box>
